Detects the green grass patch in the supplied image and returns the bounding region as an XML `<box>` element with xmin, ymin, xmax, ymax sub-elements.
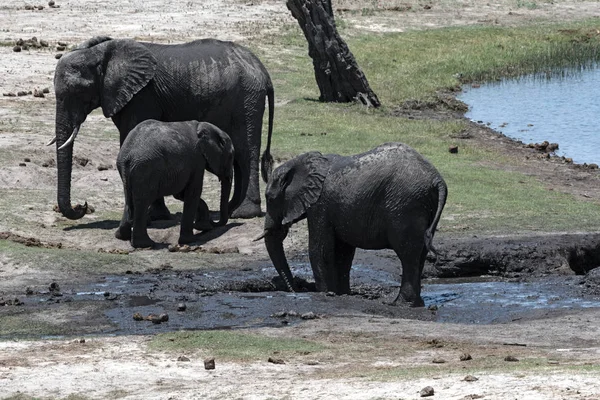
<box><xmin>150</xmin><ymin>330</ymin><xmax>326</xmax><ymax>361</ymax></box>
<box><xmin>257</xmin><ymin>19</ymin><xmax>600</xmax><ymax>235</ymax></box>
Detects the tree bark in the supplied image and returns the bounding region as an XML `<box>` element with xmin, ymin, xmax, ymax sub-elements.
<box><xmin>286</xmin><ymin>0</ymin><xmax>381</xmax><ymax>107</ymax></box>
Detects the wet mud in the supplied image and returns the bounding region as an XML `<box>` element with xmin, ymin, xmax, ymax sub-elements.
<box><xmin>5</xmin><ymin>238</ymin><xmax>600</xmax><ymax>339</ymax></box>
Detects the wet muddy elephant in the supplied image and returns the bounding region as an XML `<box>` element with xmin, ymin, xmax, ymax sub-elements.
<box><xmin>115</xmin><ymin>120</ymin><xmax>234</xmax><ymax>248</ymax></box>
<box><xmin>51</xmin><ymin>36</ymin><xmax>273</xmax><ymax>222</ymax></box>
<box><xmin>257</xmin><ymin>143</ymin><xmax>448</xmax><ymax>307</ymax></box>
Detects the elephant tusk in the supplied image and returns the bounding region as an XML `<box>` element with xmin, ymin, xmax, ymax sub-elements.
<box><xmin>46</xmin><ymin>136</ymin><xmax>57</xmax><ymax>146</ymax></box>
<box><xmin>57</xmin><ymin>125</ymin><xmax>80</xmax><ymax>150</ymax></box>
<box><xmin>253</xmin><ymin>230</ymin><xmax>268</xmax><ymax>242</ymax></box>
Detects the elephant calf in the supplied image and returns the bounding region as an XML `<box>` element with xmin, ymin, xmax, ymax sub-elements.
<box><xmin>258</xmin><ymin>143</ymin><xmax>448</xmax><ymax>307</ymax></box>
<box><xmin>115</xmin><ymin>120</ymin><xmax>234</xmax><ymax>248</ymax></box>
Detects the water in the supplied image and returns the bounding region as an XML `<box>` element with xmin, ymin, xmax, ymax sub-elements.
<box><xmin>458</xmin><ymin>67</ymin><xmax>600</xmax><ymax>164</ymax></box>
<box><xmin>423</xmin><ymin>277</ymin><xmax>600</xmax><ymax>324</ymax></box>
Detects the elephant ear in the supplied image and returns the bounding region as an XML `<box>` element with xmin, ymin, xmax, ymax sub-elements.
<box><xmin>74</xmin><ymin>36</ymin><xmax>112</xmax><ymax>50</ymax></box>
<box><xmin>282</xmin><ymin>152</ymin><xmax>329</xmax><ymax>226</ymax></box>
<box><xmin>197</xmin><ymin>122</ymin><xmax>234</xmax><ymax>176</ymax></box>
<box><xmin>101</xmin><ymin>39</ymin><xmax>157</xmax><ymax>118</ymax></box>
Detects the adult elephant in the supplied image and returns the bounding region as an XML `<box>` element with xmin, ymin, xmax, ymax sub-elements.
<box><xmin>51</xmin><ymin>36</ymin><xmax>274</xmax><ymax>221</ymax></box>
<box><xmin>256</xmin><ymin>143</ymin><xmax>447</xmax><ymax>307</ymax></box>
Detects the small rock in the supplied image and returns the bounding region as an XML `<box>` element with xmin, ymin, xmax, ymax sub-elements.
<box><xmin>22</xmin><ymin>44</ymin><xmax>29</xmax><ymax>50</ymax></box>
<box><xmin>17</xmin><ymin>91</ymin><xmax>28</xmax><ymax>97</ymax></box>
<box><xmin>420</xmin><ymin>386</ymin><xmax>434</xmax><ymax>397</ymax></box>
<box><xmin>4</xmin><ymin>92</ymin><xmax>16</xmax><ymax>97</ymax></box>
<box><xmin>589</xmin><ymin>163</ymin><xmax>599</xmax><ymax>170</ymax></box>
<box><xmin>97</xmin><ymin>164</ymin><xmax>111</xmax><ymax>171</ymax></box>
<box><xmin>301</xmin><ymin>312</ymin><xmax>317</xmax><ymax>320</ymax></box>
<box><xmin>268</xmin><ymin>357</ymin><xmax>285</xmax><ymax>364</ymax></box>
<box><xmin>58</xmin><ymin>41</ymin><xmax>68</xmax><ymax>46</ymax></box>
<box><xmin>177</xmin><ymin>303</ymin><xmax>187</xmax><ymax>312</ymax></box>
<box><xmin>25</xmin><ymin>5</ymin><xmax>35</xmax><ymax>10</ymax></box>
<box><xmin>287</xmin><ymin>310</ymin><xmax>298</xmax><ymax>317</ymax></box>
<box><xmin>177</xmin><ymin>355</ymin><xmax>190</xmax><ymax>362</ymax></box>
<box><xmin>432</xmin><ymin>358</ymin><xmax>446</xmax><ymax>364</ymax></box>
<box><xmin>24</xmin><ymin>158</ymin><xmax>31</xmax><ymax>162</ymax></box>
<box><xmin>147</xmin><ymin>314</ymin><xmax>163</xmax><ymax>324</ymax></box>
<box><xmin>40</xmin><ymin>39</ymin><xmax>49</xmax><ymax>47</ymax></box>
<box><xmin>168</xmin><ymin>244</ymin><xmax>178</xmax><ymax>252</ymax></box>
<box><xmin>79</xmin><ymin>338</ymin><xmax>85</xmax><ymax>343</ymax></box>
<box><xmin>42</xmin><ymin>87</ymin><xmax>50</xmax><ymax>93</ymax></box>
<box><xmin>49</xmin><ymin>282</ymin><xmax>60</xmax><ymax>292</ymax></box>
<box><xmin>56</xmin><ymin>45</ymin><xmax>66</xmax><ymax>51</ymax></box>
<box><xmin>272</xmin><ymin>311</ymin><xmax>287</xmax><ymax>318</ymax></box>
<box><xmin>37</xmin><ymin>5</ymin><xmax>44</xmax><ymax>10</ymax></box>
<box><xmin>460</xmin><ymin>353</ymin><xmax>472</xmax><ymax>361</ymax></box>
<box><xmin>16</xmin><ymin>38</ymin><xmax>24</xmax><ymax>46</ymax></box>
<box><xmin>463</xmin><ymin>375</ymin><xmax>479</xmax><ymax>382</ymax></box>
<box><xmin>449</xmin><ymin>145</ymin><xmax>459</xmax><ymax>154</ymax></box>
<box><xmin>204</xmin><ymin>357</ymin><xmax>216</xmax><ymax>370</ymax></box>
<box><xmin>25</xmin><ymin>287</ymin><xmax>34</xmax><ymax>295</ymax></box>
<box><xmin>19</xmin><ymin>163</ymin><xmax>26</xmax><ymax>167</ymax></box>
<box><xmin>48</xmin><ymin>0</ymin><xmax>55</xmax><ymax>5</ymax></box>
<box><xmin>504</xmin><ymin>355</ymin><xmax>519</xmax><ymax>362</ymax></box>
<box><xmin>33</xmin><ymin>89</ymin><xmax>45</xmax><ymax>98</ymax></box>
<box><xmin>55</xmin><ymin>53</ymin><xmax>63</xmax><ymax>59</ymax></box>
<box><xmin>13</xmin><ymin>46</ymin><xmax>22</xmax><ymax>52</ymax></box>
<box><xmin>428</xmin><ymin>304</ymin><xmax>438</xmax><ymax>311</ymax></box>
<box><xmin>325</xmin><ymin>291</ymin><xmax>336</xmax><ymax>297</ymax></box>
<box><xmin>159</xmin><ymin>313</ymin><xmax>169</xmax><ymax>322</ymax></box>
<box><xmin>133</xmin><ymin>312</ymin><xmax>144</xmax><ymax>321</ymax></box>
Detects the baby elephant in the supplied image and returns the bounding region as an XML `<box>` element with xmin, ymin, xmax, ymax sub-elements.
<box><xmin>115</xmin><ymin>120</ymin><xmax>234</xmax><ymax>248</ymax></box>
<box><xmin>257</xmin><ymin>143</ymin><xmax>447</xmax><ymax>307</ymax></box>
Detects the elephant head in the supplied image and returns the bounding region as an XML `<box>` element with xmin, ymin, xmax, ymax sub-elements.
<box><xmin>52</xmin><ymin>37</ymin><xmax>157</xmax><ymax>219</ymax></box>
<box><xmin>258</xmin><ymin>152</ymin><xmax>330</xmax><ymax>291</ymax></box>
<box><xmin>197</xmin><ymin>122</ymin><xmax>235</xmax><ymax>227</ymax></box>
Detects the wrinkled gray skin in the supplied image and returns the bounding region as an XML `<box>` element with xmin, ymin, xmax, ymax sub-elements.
<box><xmin>115</xmin><ymin>120</ymin><xmax>234</xmax><ymax>248</ymax></box>
<box><xmin>52</xmin><ymin>36</ymin><xmax>273</xmax><ymax>222</ymax></box>
<box><xmin>260</xmin><ymin>143</ymin><xmax>448</xmax><ymax>307</ymax></box>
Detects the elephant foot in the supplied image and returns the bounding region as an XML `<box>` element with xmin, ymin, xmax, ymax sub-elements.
<box><xmin>115</xmin><ymin>226</ymin><xmax>131</xmax><ymax>241</ymax></box>
<box><xmin>193</xmin><ymin>219</ymin><xmax>213</xmax><ymax>231</ymax></box>
<box><xmin>131</xmin><ymin>236</ymin><xmax>156</xmax><ymax>249</ymax></box>
<box><xmin>148</xmin><ymin>204</ymin><xmax>172</xmax><ymax>221</ymax></box>
<box><xmin>390</xmin><ymin>289</ymin><xmax>425</xmax><ymax>308</ymax></box>
<box><xmin>178</xmin><ymin>234</ymin><xmax>197</xmax><ymax>245</ymax></box>
<box><xmin>231</xmin><ymin>199</ymin><xmax>262</xmax><ymax>219</ymax></box>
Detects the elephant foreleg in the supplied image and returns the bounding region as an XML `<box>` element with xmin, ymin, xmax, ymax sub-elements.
<box><xmin>334</xmin><ymin>240</ymin><xmax>356</xmax><ymax>295</ymax></box>
<box><xmin>193</xmin><ymin>199</ymin><xmax>213</xmax><ymax>231</ymax></box>
<box><xmin>178</xmin><ymin>185</ymin><xmax>202</xmax><ymax>245</ymax></box>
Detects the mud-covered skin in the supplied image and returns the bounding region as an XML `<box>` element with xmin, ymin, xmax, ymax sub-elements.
<box><xmin>115</xmin><ymin>120</ymin><xmax>234</xmax><ymax>248</ymax></box>
<box><xmin>262</xmin><ymin>143</ymin><xmax>448</xmax><ymax>307</ymax></box>
<box><xmin>53</xmin><ymin>36</ymin><xmax>274</xmax><ymax>222</ymax></box>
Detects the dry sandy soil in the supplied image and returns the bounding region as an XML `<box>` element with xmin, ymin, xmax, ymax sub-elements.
<box><xmin>2</xmin><ymin>0</ymin><xmax>600</xmax><ymax>399</ymax></box>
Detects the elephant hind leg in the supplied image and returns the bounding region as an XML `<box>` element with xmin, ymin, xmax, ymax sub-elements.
<box><xmin>390</xmin><ymin>224</ymin><xmax>429</xmax><ymax>307</ymax></box>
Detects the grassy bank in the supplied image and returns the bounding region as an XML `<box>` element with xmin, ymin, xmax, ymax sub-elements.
<box><xmin>261</xmin><ymin>19</ymin><xmax>600</xmax><ymax>234</ymax></box>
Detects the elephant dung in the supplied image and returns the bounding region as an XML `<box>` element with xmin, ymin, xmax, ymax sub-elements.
<box><xmin>204</xmin><ymin>357</ymin><xmax>216</xmax><ymax>370</ymax></box>
<box><xmin>419</xmin><ymin>386</ymin><xmax>434</xmax><ymax>397</ymax></box>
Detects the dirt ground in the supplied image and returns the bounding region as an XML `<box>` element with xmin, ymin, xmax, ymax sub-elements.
<box><xmin>2</xmin><ymin>0</ymin><xmax>600</xmax><ymax>399</ymax></box>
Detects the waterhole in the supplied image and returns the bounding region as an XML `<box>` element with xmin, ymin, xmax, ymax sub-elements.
<box><xmin>11</xmin><ymin>261</ymin><xmax>600</xmax><ymax>337</ymax></box>
<box><xmin>458</xmin><ymin>67</ymin><xmax>600</xmax><ymax>164</ymax></box>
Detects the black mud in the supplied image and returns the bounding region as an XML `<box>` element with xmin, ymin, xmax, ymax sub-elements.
<box><xmin>4</xmin><ymin>232</ymin><xmax>600</xmax><ymax>339</ymax></box>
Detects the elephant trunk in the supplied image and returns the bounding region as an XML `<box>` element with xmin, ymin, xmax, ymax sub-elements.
<box><xmin>211</xmin><ymin>177</ymin><xmax>232</xmax><ymax>227</ymax></box>
<box><xmin>262</xmin><ymin>216</ymin><xmax>295</xmax><ymax>292</ymax></box>
<box><xmin>56</xmin><ymin>121</ymin><xmax>87</xmax><ymax>220</ymax></box>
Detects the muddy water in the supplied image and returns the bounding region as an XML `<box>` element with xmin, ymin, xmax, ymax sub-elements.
<box><xmin>458</xmin><ymin>67</ymin><xmax>600</xmax><ymax>164</ymax></box>
<box><xmin>12</xmin><ymin>259</ymin><xmax>600</xmax><ymax>338</ymax></box>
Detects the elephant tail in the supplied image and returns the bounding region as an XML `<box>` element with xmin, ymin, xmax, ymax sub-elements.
<box><xmin>260</xmin><ymin>84</ymin><xmax>274</xmax><ymax>183</ymax></box>
<box><xmin>424</xmin><ymin>178</ymin><xmax>448</xmax><ymax>256</ymax></box>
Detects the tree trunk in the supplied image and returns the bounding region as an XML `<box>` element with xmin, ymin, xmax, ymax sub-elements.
<box><xmin>286</xmin><ymin>0</ymin><xmax>381</xmax><ymax>107</ymax></box>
